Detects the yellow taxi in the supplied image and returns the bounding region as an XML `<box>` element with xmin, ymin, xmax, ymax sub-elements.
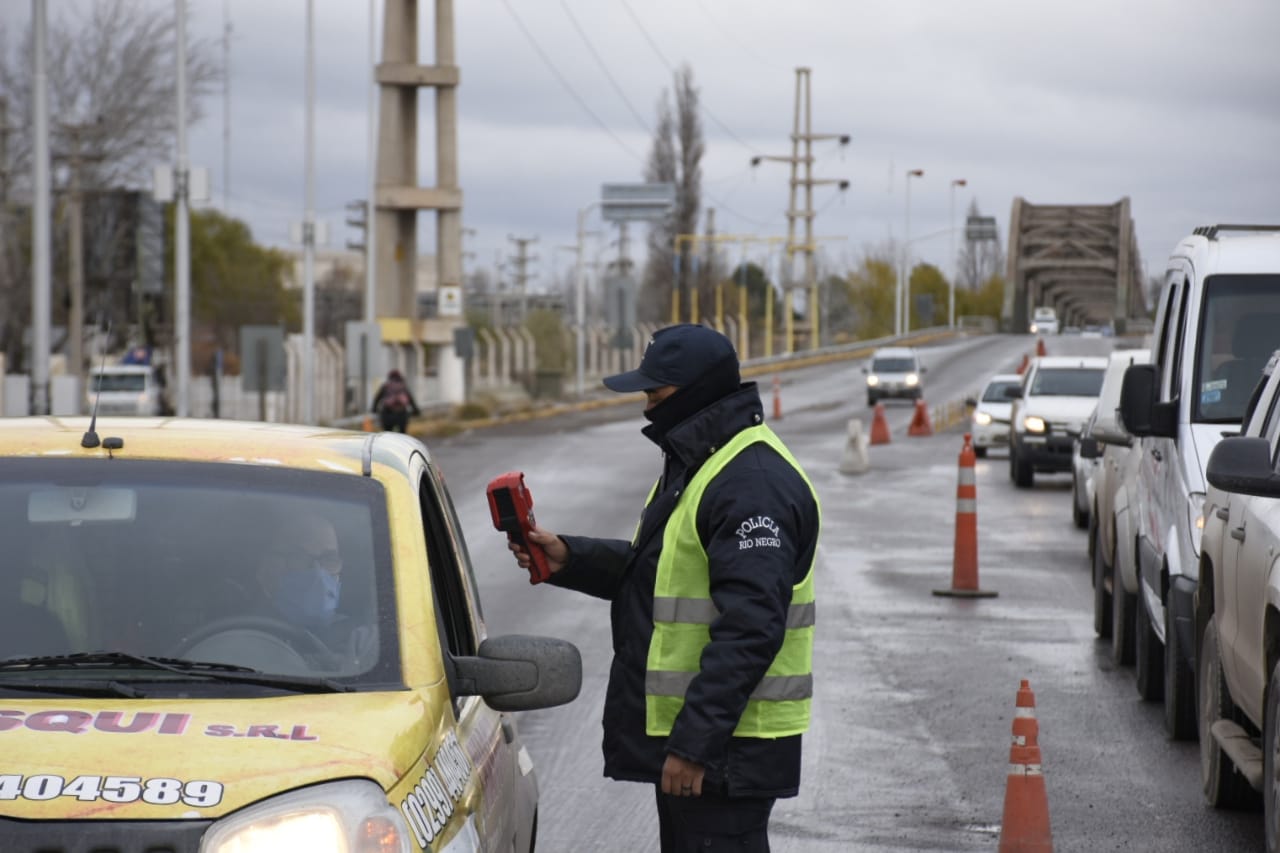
<box><xmin>0</xmin><ymin>417</ymin><xmax>580</xmax><ymax>852</ymax></box>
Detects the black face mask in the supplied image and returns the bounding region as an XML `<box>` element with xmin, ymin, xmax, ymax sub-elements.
<box><xmin>642</xmin><ymin>353</ymin><xmax>741</xmax><ymax>442</ymax></box>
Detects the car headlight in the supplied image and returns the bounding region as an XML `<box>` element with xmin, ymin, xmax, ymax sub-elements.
<box><xmin>973</xmin><ymin>411</ymin><xmax>993</xmax><ymax>426</ymax></box>
<box><xmin>1030</xmin><ymin>324</ymin><xmax>1039</xmax><ymax>334</ymax></box>
<box><xmin>866</xmin><ymin>375</ymin><xmax>880</xmax><ymax>387</ymax></box>
<box><xmin>905</xmin><ymin>374</ymin><xmax>919</xmax><ymax>387</ymax></box>
<box><xmin>1188</xmin><ymin>492</ymin><xmax>1206</xmax><ymax>557</ymax></box>
<box><xmin>1023</xmin><ymin>415</ymin><xmax>1047</xmax><ymax>434</ymax></box>
<box><xmin>200</xmin><ymin>780</ymin><xmax>413</xmax><ymax>853</ymax></box>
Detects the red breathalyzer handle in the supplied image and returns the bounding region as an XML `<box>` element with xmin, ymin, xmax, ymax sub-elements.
<box><xmin>486</xmin><ymin>471</ymin><xmax>551</xmax><ymax>584</ymax></box>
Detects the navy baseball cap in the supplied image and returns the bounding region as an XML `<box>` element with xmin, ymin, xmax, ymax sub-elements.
<box><xmin>603</xmin><ymin>324</ymin><xmax>738</xmax><ymax>393</ymax></box>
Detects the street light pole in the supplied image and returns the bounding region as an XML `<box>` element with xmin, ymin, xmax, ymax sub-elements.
<box><xmin>949</xmin><ymin>178</ymin><xmax>967</xmax><ymax>330</ymax></box>
<box><xmin>574</xmin><ymin>202</ymin><xmax>600</xmax><ymax>397</ymax></box>
<box><xmin>899</xmin><ymin>169</ymin><xmax>924</xmax><ymax>336</ymax></box>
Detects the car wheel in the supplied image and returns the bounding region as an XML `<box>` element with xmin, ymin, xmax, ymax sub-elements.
<box><xmin>1135</xmin><ymin>590</ymin><xmax>1165</xmax><ymax>701</ymax></box>
<box><xmin>1200</xmin><ymin>616</ymin><xmax>1258</xmax><ymax>808</ymax></box>
<box><xmin>1266</xmin><ymin>662</ymin><xmax>1280</xmax><ymax>851</ymax></box>
<box><xmin>1013</xmin><ymin>451</ymin><xmax>1034</xmax><ymax>489</ymax></box>
<box><xmin>1072</xmin><ymin>474</ymin><xmax>1088</xmax><ymax>529</ymax></box>
<box><xmin>1092</xmin><ymin>521</ymin><xmax>1112</xmax><ymax>639</ymax></box>
<box><xmin>867</xmin><ymin>394</ymin><xmax>876</xmax><ymax>407</ymax></box>
<box><xmin>1111</xmin><ymin>554</ymin><xmax>1136</xmax><ymax>666</ymax></box>
<box><xmin>1165</xmin><ymin>602</ymin><xmax>1198</xmax><ymax>740</ymax></box>
<box><xmin>974</xmin><ymin>446</ymin><xmax>988</xmax><ymax>459</ymax></box>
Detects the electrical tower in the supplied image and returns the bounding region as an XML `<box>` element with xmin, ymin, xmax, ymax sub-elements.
<box><xmin>751</xmin><ymin>67</ymin><xmax>848</xmax><ymax>352</ymax></box>
<box><xmin>507</xmin><ymin>235</ymin><xmax>539</xmax><ymax>321</ymax></box>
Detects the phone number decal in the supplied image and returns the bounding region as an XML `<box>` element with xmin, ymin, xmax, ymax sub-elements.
<box><xmin>0</xmin><ymin>774</ymin><xmax>223</xmax><ymax>807</ymax></box>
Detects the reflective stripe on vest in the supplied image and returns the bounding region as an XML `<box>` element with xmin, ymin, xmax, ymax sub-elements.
<box><xmin>644</xmin><ymin>423</ymin><xmax>819</xmax><ymax>739</ymax></box>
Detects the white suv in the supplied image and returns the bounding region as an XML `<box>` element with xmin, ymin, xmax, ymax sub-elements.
<box><xmin>1197</xmin><ymin>349</ymin><xmax>1280</xmax><ymax>823</ymax></box>
<box><xmin>1078</xmin><ymin>348</ymin><xmax>1150</xmax><ymax>659</ymax></box>
<box><xmin>1119</xmin><ymin>223</ymin><xmax>1280</xmax><ymax>740</ymax></box>
<box><xmin>862</xmin><ymin>347</ymin><xmax>925</xmax><ymax>407</ymax></box>
<box><xmin>1030</xmin><ymin>306</ymin><xmax>1059</xmax><ymax>336</ymax></box>
<box><xmin>1008</xmin><ymin>355</ymin><xmax>1107</xmax><ymax>488</ymax></box>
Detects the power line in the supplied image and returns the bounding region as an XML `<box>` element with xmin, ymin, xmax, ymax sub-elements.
<box><xmin>501</xmin><ymin>0</ymin><xmax>644</xmax><ymax>164</ymax></box>
<box><xmin>618</xmin><ymin>0</ymin><xmax>760</xmax><ymax>157</ymax></box>
<box><xmin>560</xmin><ymin>1</ymin><xmax>651</xmax><ymax>136</ymax></box>
<box><xmin>692</xmin><ymin>0</ymin><xmax>787</xmax><ymax>72</ymax></box>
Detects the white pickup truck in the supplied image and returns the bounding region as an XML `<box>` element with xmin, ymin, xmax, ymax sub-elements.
<box><xmin>1007</xmin><ymin>355</ymin><xmax>1107</xmax><ymax>489</ymax></box>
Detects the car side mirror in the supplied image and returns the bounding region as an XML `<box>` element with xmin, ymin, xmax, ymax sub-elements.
<box><xmin>451</xmin><ymin>634</ymin><xmax>582</xmax><ymax>712</ymax></box>
<box><xmin>860</xmin><ymin>366</ymin><xmax>868</xmax><ymax>374</ymax></box>
<box><xmin>1206</xmin><ymin>437</ymin><xmax>1280</xmax><ymax>497</ymax></box>
<box><xmin>1119</xmin><ymin>364</ymin><xmax>1176</xmax><ymax>438</ymax></box>
<box><xmin>964</xmin><ymin>397</ymin><xmax>977</xmax><ymax>408</ymax></box>
<box><xmin>1078</xmin><ymin>436</ymin><xmax>1102</xmax><ymax>459</ymax></box>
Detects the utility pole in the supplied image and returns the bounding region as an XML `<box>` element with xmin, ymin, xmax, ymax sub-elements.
<box><xmin>751</xmin><ymin>67</ymin><xmax>848</xmax><ymax>353</ymax></box>
<box><xmin>507</xmin><ymin>234</ymin><xmax>538</xmax><ymax>321</ymax></box>
<box><xmin>31</xmin><ymin>0</ymin><xmax>51</xmax><ymax>416</ymax></box>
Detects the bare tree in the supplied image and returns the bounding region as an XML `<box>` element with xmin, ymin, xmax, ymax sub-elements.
<box><xmin>0</xmin><ymin>0</ymin><xmax>219</xmax><ymax>368</ymax></box>
<box><xmin>639</xmin><ymin>64</ymin><xmax>703</xmax><ymax>323</ymax></box>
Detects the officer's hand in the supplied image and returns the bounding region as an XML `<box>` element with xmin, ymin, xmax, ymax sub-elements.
<box><xmin>507</xmin><ymin>525</ymin><xmax>567</xmax><ymax>575</ymax></box>
<box><xmin>661</xmin><ymin>753</ymin><xmax>705</xmax><ymax>798</ymax></box>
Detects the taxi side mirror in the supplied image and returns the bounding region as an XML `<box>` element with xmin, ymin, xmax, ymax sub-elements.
<box><xmin>451</xmin><ymin>634</ymin><xmax>582</xmax><ymax>712</ymax></box>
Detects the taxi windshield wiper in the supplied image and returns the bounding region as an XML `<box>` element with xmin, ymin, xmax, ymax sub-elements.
<box><xmin>0</xmin><ymin>651</ymin><xmax>352</xmax><ymax>694</ymax></box>
<box><xmin>0</xmin><ymin>678</ymin><xmax>145</xmax><ymax>698</ymax></box>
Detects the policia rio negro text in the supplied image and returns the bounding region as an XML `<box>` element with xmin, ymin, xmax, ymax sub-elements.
<box><xmin>504</xmin><ymin>324</ymin><xmax>820</xmax><ymax>853</ymax></box>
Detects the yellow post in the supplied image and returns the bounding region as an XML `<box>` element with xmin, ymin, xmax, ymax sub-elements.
<box><xmin>738</xmin><ymin>282</ymin><xmax>748</xmax><ymax>357</ymax></box>
<box><xmin>765</xmin><ymin>287</ymin><xmax>774</xmax><ymax>358</ymax></box>
<box><xmin>671</xmin><ymin>287</ymin><xmax>680</xmax><ymax>325</ymax></box>
<box><xmin>715</xmin><ymin>282</ymin><xmax>723</xmax><ymax>330</ymax></box>
<box><xmin>690</xmin><ymin>284</ymin><xmax>699</xmax><ymax>325</ymax></box>
<box><xmin>810</xmin><ymin>283</ymin><xmax>820</xmax><ymax>349</ymax></box>
<box><xmin>784</xmin><ymin>290</ymin><xmax>794</xmax><ymax>354</ymax></box>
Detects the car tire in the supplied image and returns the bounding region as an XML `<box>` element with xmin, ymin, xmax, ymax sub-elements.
<box><xmin>1013</xmin><ymin>449</ymin><xmax>1034</xmax><ymax>489</ymax></box>
<box><xmin>1199</xmin><ymin>616</ymin><xmax>1258</xmax><ymax>809</ymax></box>
<box><xmin>1265</xmin><ymin>661</ymin><xmax>1280</xmax><ymax>851</ymax></box>
<box><xmin>1072</xmin><ymin>474</ymin><xmax>1088</xmax><ymax>529</ymax></box>
<box><xmin>974</xmin><ymin>446</ymin><xmax>988</xmax><ymax>459</ymax></box>
<box><xmin>1111</xmin><ymin>559</ymin><xmax>1136</xmax><ymax>667</ymax></box>
<box><xmin>1135</xmin><ymin>590</ymin><xmax>1165</xmax><ymax>701</ymax></box>
<box><xmin>867</xmin><ymin>394</ymin><xmax>876</xmax><ymax>407</ymax></box>
<box><xmin>1092</xmin><ymin>521</ymin><xmax>1112</xmax><ymax>639</ymax></box>
<box><xmin>1165</xmin><ymin>602</ymin><xmax>1198</xmax><ymax>740</ymax></box>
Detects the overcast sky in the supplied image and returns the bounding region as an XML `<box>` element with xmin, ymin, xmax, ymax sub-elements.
<box><xmin>11</xmin><ymin>0</ymin><xmax>1280</xmax><ymax>292</ymax></box>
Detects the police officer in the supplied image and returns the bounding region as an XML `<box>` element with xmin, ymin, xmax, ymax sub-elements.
<box><xmin>509</xmin><ymin>324</ymin><xmax>820</xmax><ymax>852</ymax></box>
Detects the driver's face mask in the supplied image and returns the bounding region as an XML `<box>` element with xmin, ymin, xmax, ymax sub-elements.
<box><xmin>272</xmin><ymin>566</ymin><xmax>341</xmax><ymax>627</ymax></box>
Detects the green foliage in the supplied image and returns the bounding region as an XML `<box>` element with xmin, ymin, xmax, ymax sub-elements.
<box><xmin>843</xmin><ymin>255</ymin><xmax>897</xmax><ymax>339</ymax></box>
<box><xmin>165</xmin><ymin>208</ymin><xmax>296</xmax><ymax>354</ymax></box>
<box><xmin>524</xmin><ymin>308</ymin><xmax>568</xmax><ymax>372</ymax></box>
<box><xmin>453</xmin><ymin>401</ymin><xmax>491</xmax><ymax>421</ymax></box>
<box><xmin>956</xmin><ymin>275</ymin><xmax>1007</xmax><ymax>321</ymax></box>
<box><xmin>907</xmin><ymin>263</ymin><xmax>948</xmax><ymax>329</ymax></box>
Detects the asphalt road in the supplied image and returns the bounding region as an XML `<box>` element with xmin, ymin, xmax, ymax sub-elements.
<box><xmin>427</xmin><ymin>332</ymin><xmax>1264</xmax><ymax>852</ymax></box>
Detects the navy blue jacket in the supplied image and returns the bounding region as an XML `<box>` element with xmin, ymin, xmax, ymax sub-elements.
<box><xmin>550</xmin><ymin>383</ymin><xmax>820</xmax><ymax>798</ymax></box>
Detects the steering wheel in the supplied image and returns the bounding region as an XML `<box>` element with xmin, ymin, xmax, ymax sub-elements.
<box><xmin>171</xmin><ymin>615</ymin><xmax>341</xmax><ymax>669</ymax></box>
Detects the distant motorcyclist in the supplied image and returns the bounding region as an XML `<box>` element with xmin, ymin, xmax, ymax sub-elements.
<box><xmin>370</xmin><ymin>369</ymin><xmax>420</xmax><ymax>433</ymax></box>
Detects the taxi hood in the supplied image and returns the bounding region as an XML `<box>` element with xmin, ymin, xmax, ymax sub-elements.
<box><xmin>0</xmin><ymin>689</ymin><xmax>442</xmax><ymax>820</ymax></box>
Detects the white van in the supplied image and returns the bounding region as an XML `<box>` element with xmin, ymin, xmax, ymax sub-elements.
<box><xmin>87</xmin><ymin>364</ymin><xmax>173</xmax><ymax>416</ymax></box>
<box><xmin>1119</xmin><ymin>223</ymin><xmax>1280</xmax><ymax>740</ymax></box>
<box><xmin>1030</xmin><ymin>306</ymin><xmax>1059</xmax><ymax>335</ymax></box>
<box><xmin>861</xmin><ymin>347</ymin><xmax>925</xmax><ymax>406</ymax></box>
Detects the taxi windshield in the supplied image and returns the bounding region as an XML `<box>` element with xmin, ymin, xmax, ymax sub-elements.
<box><xmin>982</xmin><ymin>380</ymin><xmax>1021</xmax><ymax>402</ymax></box>
<box><xmin>91</xmin><ymin>373</ymin><xmax>147</xmax><ymax>392</ymax></box>
<box><xmin>871</xmin><ymin>357</ymin><xmax>915</xmax><ymax>373</ymax></box>
<box><xmin>0</xmin><ymin>459</ymin><xmax>400</xmax><ymax>693</ymax></box>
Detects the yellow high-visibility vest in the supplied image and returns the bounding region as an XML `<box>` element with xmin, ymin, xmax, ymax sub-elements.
<box><xmin>644</xmin><ymin>423</ymin><xmax>818</xmax><ymax>738</ymax></box>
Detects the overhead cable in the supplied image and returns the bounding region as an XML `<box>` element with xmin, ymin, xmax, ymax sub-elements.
<box><xmin>560</xmin><ymin>1</ymin><xmax>651</xmax><ymax>135</ymax></box>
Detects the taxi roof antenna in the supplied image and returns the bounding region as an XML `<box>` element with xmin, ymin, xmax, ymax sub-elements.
<box><xmin>81</xmin><ymin>319</ymin><xmax>111</xmax><ymax>449</ymax></box>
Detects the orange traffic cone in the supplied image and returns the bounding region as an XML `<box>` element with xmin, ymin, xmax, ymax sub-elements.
<box><xmin>772</xmin><ymin>375</ymin><xmax>783</xmax><ymax>421</ymax></box>
<box><xmin>1036</xmin><ymin>337</ymin><xmax>1047</xmax><ymax>357</ymax></box>
<box><xmin>934</xmin><ymin>434</ymin><xmax>997</xmax><ymax>598</ymax></box>
<box><xmin>998</xmin><ymin>680</ymin><xmax>1053</xmax><ymax>852</ymax></box>
<box><xmin>1016</xmin><ymin>353</ymin><xmax>1030</xmax><ymax>375</ymax></box>
<box><xmin>907</xmin><ymin>399</ymin><xmax>934</xmax><ymax>437</ymax></box>
<box><xmin>869</xmin><ymin>402</ymin><xmax>892</xmax><ymax>445</ymax></box>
